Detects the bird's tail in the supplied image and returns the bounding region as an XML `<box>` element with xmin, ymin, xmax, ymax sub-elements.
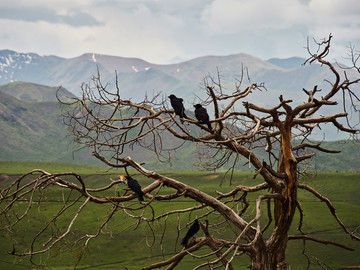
<box><xmin>181</xmin><ymin>112</ymin><xmax>188</xmax><ymax>119</ymax></box>
<box><xmin>180</xmin><ymin>236</ymin><xmax>189</xmax><ymax>248</ymax></box>
<box><xmin>138</xmin><ymin>191</ymin><xmax>144</xmax><ymax>201</ymax></box>
<box><xmin>207</xmin><ymin>122</ymin><xmax>212</xmax><ymax>130</ymax></box>
<box><xmin>180</xmin><ymin>112</ymin><xmax>188</xmax><ymax>124</ymax></box>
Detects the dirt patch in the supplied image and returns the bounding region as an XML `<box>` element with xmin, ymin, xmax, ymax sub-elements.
<box><xmin>0</xmin><ymin>174</ymin><xmax>9</xmax><ymax>183</ymax></box>
<box><xmin>199</xmin><ymin>174</ymin><xmax>220</xmax><ymax>179</ymax></box>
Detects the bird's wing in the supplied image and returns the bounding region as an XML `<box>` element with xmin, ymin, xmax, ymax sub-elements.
<box><xmin>129</xmin><ymin>179</ymin><xmax>142</xmax><ymax>190</ymax></box>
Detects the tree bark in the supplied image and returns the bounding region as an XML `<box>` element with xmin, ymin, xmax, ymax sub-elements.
<box><xmin>250</xmin><ymin>123</ymin><xmax>297</xmax><ymax>270</ymax></box>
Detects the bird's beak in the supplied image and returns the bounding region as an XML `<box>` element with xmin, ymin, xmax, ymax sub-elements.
<box><xmin>120</xmin><ymin>175</ymin><xmax>126</xmax><ymax>181</ymax></box>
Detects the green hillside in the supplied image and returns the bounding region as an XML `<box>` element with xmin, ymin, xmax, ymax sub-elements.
<box><xmin>0</xmin><ymin>81</ymin><xmax>75</xmax><ymax>102</ymax></box>
<box><xmin>312</xmin><ymin>140</ymin><xmax>360</xmax><ymax>172</ymax></box>
<box><xmin>0</xmin><ymin>84</ymin><xmax>97</xmax><ymax>165</ymax></box>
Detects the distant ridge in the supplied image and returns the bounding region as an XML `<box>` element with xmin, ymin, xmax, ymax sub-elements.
<box><xmin>0</xmin><ymin>81</ymin><xmax>75</xmax><ymax>102</ymax></box>
<box><xmin>267</xmin><ymin>57</ymin><xmax>306</xmax><ymax>69</ymax></box>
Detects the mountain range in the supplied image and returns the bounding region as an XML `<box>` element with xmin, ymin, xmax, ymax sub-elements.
<box><xmin>0</xmin><ymin>50</ymin><xmax>359</xmax><ymax>171</ymax></box>
<box><xmin>0</xmin><ymin>49</ymin><xmax>351</xmax><ymax>101</ymax></box>
<box><xmin>1</xmin><ymin>49</ymin><xmax>358</xmax><ymax>139</ymax></box>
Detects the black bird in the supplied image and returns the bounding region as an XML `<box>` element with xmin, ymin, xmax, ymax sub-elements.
<box><xmin>180</xmin><ymin>219</ymin><xmax>200</xmax><ymax>248</ymax></box>
<box><xmin>168</xmin><ymin>94</ymin><xmax>187</xmax><ymax>120</ymax></box>
<box><xmin>120</xmin><ymin>175</ymin><xmax>144</xmax><ymax>201</ymax></box>
<box><xmin>194</xmin><ymin>104</ymin><xmax>212</xmax><ymax>130</ymax></box>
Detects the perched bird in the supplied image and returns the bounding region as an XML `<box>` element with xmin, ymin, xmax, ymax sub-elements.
<box><xmin>120</xmin><ymin>175</ymin><xmax>144</xmax><ymax>201</ymax></box>
<box><xmin>180</xmin><ymin>219</ymin><xmax>200</xmax><ymax>248</ymax></box>
<box><xmin>168</xmin><ymin>94</ymin><xmax>187</xmax><ymax>120</ymax></box>
<box><xmin>194</xmin><ymin>104</ymin><xmax>212</xmax><ymax>130</ymax></box>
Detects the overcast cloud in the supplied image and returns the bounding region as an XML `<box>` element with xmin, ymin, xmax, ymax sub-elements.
<box><xmin>0</xmin><ymin>0</ymin><xmax>359</xmax><ymax>63</ymax></box>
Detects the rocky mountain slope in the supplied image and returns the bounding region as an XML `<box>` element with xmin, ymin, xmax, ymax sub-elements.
<box><xmin>0</xmin><ymin>49</ymin><xmax>342</xmax><ymax>100</ymax></box>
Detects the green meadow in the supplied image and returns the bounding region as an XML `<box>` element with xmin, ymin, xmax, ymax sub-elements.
<box><xmin>0</xmin><ymin>162</ymin><xmax>359</xmax><ymax>269</ymax></box>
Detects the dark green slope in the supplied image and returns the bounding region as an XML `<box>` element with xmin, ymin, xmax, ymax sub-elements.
<box><xmin>0</xmin><ymin>81</ymin><xmax>75</xmax><ymax>102</ymax></box>
<box><xmin>1</xmin><ymin>91</ymin><xmax>65</xmax><ymax>161</ymax></box>
<box><xmin>0</xmin><ymin>84</ymin><xmax>95</xmax><ymax>164</ymax></box>
<box><xmin>311</xmin><ymin>140</ymin><xmax>360</xmax><ymax>172</ymax></box>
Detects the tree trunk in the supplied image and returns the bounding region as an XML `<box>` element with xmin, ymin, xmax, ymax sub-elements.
<box><xmin>250</xmin><ymin>124</ymin><xmax>297</xmax><ymax>270</ymax></box>
<box><xmin>251</xmin><ymin>239</ymin><xmax>290</xmax><ymax>270</ymax></box>
<box><xmin>250</xmin><ymin>217</ymin><xmax>294</xmax><ymax>269</ymax></box>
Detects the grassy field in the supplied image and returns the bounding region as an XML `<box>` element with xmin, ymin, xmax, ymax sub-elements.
<box><xmin>0</xmin><ymin>162</ymin><xmax>359</xmax><ymax>269</ymax></box>
<box><xmin>0</xmin><ymin>161</ymin><xmax>107</xmax><ymax>175</ymax></box>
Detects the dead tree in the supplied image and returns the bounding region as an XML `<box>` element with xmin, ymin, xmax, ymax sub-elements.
<box><xmin>1</xmin><ymin>34</ymin><xmax>360</xmax><ymax>269</ymax></box>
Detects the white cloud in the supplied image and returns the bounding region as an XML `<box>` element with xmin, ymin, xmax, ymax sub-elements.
<box><xmin>0</xmin><ymin>7</ymin><xmax>101</xmax><ymax>27</ymax></box>
<box><xmin>201</xmin><ymin>0</ymin><xmax>310</xmax><ymax>34</ymax></box>
<box><xmin>85</xmin><ymin>3</ymin><xmax>186</xmax><ymax>62</ymax></box>
<box><xmin>201</xmin><ymin>0</ymin><xmax>360</xmax><ymax>39</ymax></box>
<box><xmin>0</xmin><ymin>0</ymin><xmax>93</xmax><ymax>9</ymax></box>
<box><xmin>308</xmin><ymin>0</ymin><xmax>360</xmax><ymax>40</ymax></box>
<box><xmin>0</xmin><ymin>1</ymin><xmax>187</xmax><ymax>63</ymax></box>
<box><xmin>199</xmin><ymin>0</ymin><xmax>360</xmax><ymax>61</ymax></box>
<box><xmin>0</xmin><ymin>0</ymin><xmax>359</xmax><ymax>63</ymax></box>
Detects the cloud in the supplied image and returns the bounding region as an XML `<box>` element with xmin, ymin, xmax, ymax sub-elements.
<box><xmin>87</xmin><ymin>3</ymin><xmax>187</xmax><ymax>62</ymax></box>
<box><xmin>0</xmin><ymin>0</ymin><xmax>359</xmax><ymax>63</ymax></box>
<box><xmin>0</xmin><ymin>6</ymin><xmax>102</xmax><ymax>27</ymax></box>
<box><xmin>60</xmin><ymin>11</ymin><xmax>102</xmax><ymax>27</ymax></box>
<box><xmin>201</xmin><ymin>0</ymin><xmax>310</xmax><ymax>34</ymax></box>
<box><xmin>0</xmin><ymin>33</ymin><xmax>10</xmax><ymax>40</ymax></box>
<box><xmin>0</xmin><ymin>0</ymin><xmax>93</xmax><ymax>10</ymax></box>
<box><xmin>201</xmin><ymin>0</ymin><xmax>360</xmax><ymax>42</ymax></box>
<box><xmin>0</xmin><ymin>2</ymin><xmax>189</xmax><ymax>63</ymax></box>
<box><xmin>198</xmin><ymin>0</ymin><xmax>360</xmax><ymax>61</ymax></box>
<box><xmin>308</xmin><ymin>0</ymin><xmax>360</xmax><ymax>40</ymax></box>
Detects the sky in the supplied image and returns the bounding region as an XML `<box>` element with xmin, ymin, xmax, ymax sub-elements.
<box><xmin>0</xmin><ymin>0</ymin><xmax>360</xmax><ymax>64</ymax></box>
